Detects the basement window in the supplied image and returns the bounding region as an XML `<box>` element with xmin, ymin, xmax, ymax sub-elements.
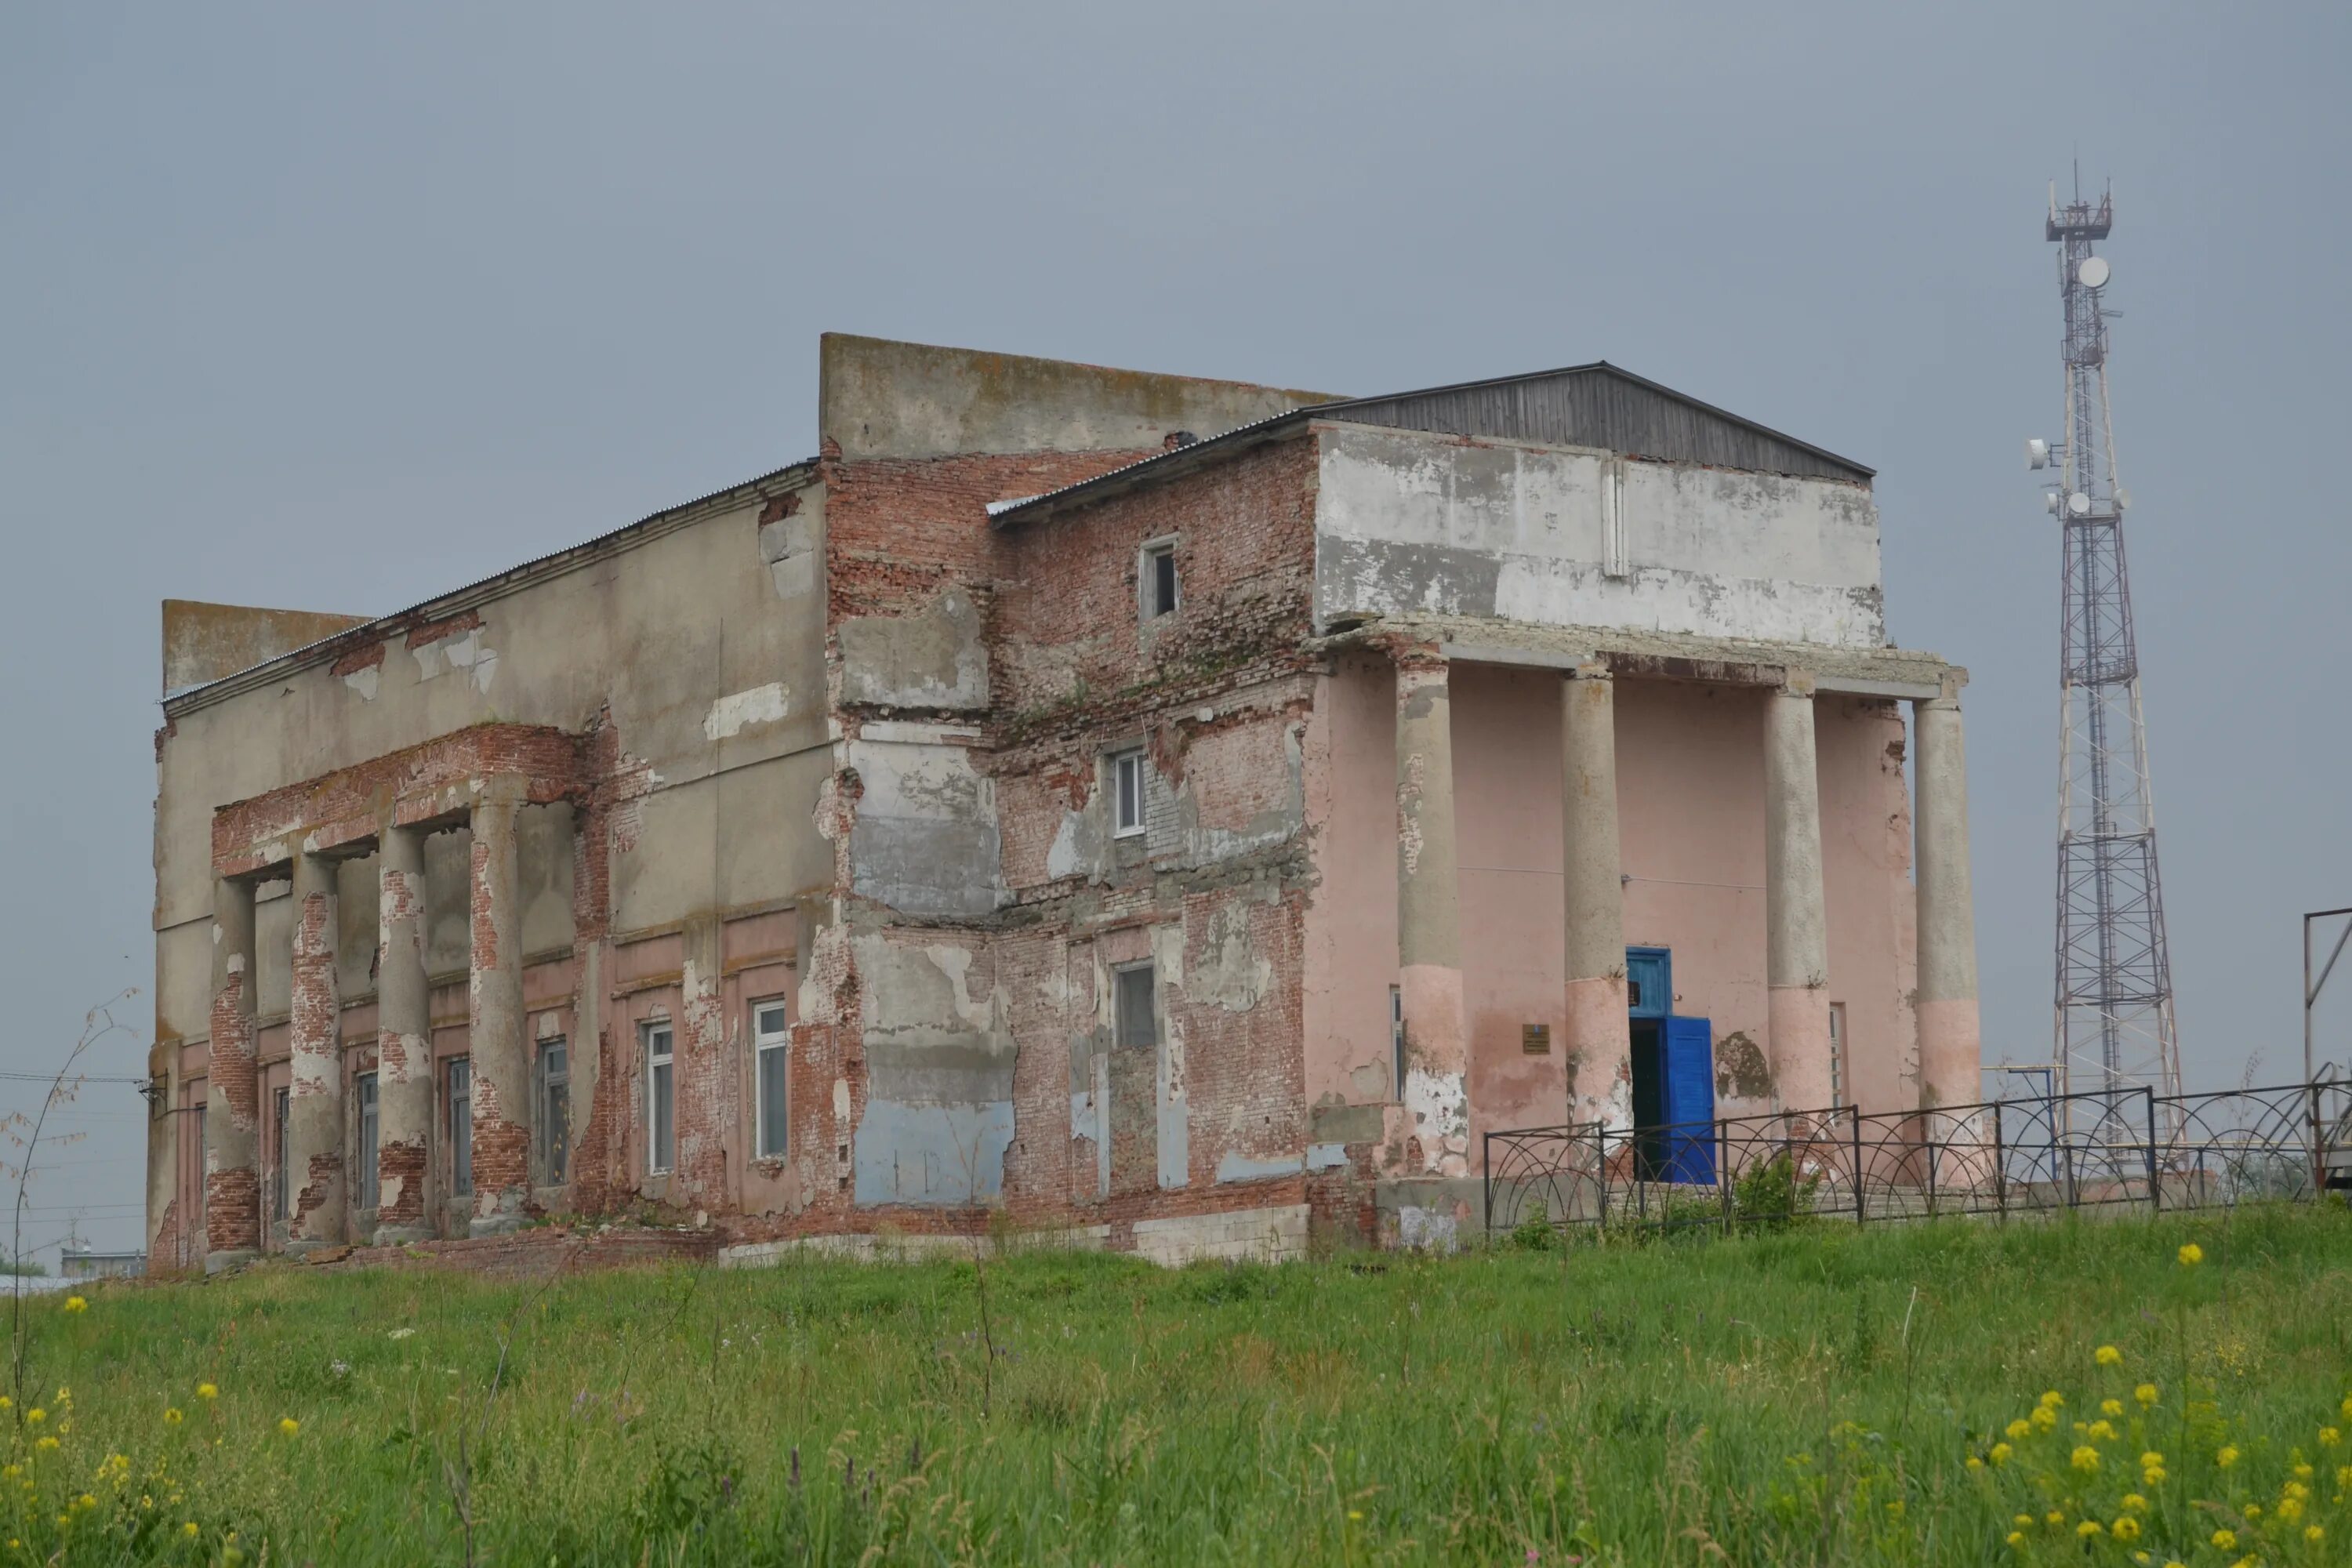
<box><xmin>1111</xmin><ymin>749</ymin><xmax>1147</xmax><ymax>838</ymax></box>
<box><xmin>1114</xmin><ymin>962</ymin><xmax>1157</xmax><ymax>1048</ymax></box>
<box><xmin>644</xmin><ymin>1021</ymin><xmax>675</xmax><ymax>1176</ymax></box>
<box><xmin>1139</xmin><ymin>539</ymin><xmax>1178</xmax><ymax>621</ymax></box>
<box><xmin>754</xmin><ymin>1001</ymin><xmax>789</xmax><ymax>1160</ymax></box>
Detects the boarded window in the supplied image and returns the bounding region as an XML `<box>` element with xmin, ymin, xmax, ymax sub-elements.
<box><xmin>1114</xmin><ymin>964</ymin><xmax>1156</xmax><ymax>1048</ymax></box>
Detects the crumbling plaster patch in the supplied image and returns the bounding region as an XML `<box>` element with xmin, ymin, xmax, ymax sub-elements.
<box><xmin>838</xmin><ymin>586</ymin><xmax>987</xmax><ymax>710</ymax></box>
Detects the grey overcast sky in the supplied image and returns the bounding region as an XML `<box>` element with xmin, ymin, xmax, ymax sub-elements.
<box><xmin>5</xmin><ymin>2</ymin><xmax>2347</xmax><ymax>1261</ymax></box>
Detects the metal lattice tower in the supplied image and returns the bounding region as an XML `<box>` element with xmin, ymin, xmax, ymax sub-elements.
<box><xmin>2031</xmin><ymin>176</ymin><xmax>2183</xmax><ymax>1131</ymax></box>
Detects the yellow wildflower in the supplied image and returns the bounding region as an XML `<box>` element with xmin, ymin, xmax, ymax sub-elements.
<box><xmin>2047</xmin><ymin>1511</ymin><xmax>2066</xmax><ymax>1526</ymax></box>
<box><xmin>2072</xmin><ymin>1445</ymin><xmax>2102</xmax><ymax>1474</ymax></box>
<box><xmin>2122</xmin><ymin>1494</ymin><xmax>2148</xmax><ymax>1512</ymax></box>
<box><xmin>2031</xmin><ymin>1406</ymin><xmax>2059</xmax><ymax>1432</ymax></box>
<box><xmin>182</xmin><ymin>1522</ymin><xmax>198</xmax><ymax>1538</ymax></box>
<box><xmin>2015</xmin><ymin>1514</ymin><xmax>2034</xmax><ymax>1527</ymax></box>
<box><xmin>162</xmin><ymin>1408</ymin><xmax>183</xmax><ymax>1426</ymax></box>
<box><xmin>277</xmin><ymin>1417</ymin><xmax>299</xmax><ymax>1437</ymax></box>
<box><xmin>74</xmin><ymin>1494</ymin><xmax>93</xmax><ymax>1511</ymax></box>
<box><xmin>2278</xmin><ymin>1496</ymin><xmax>2304</xmax><ymax>1523</ymax></box>
<box><xmin>2217</xmin><ymin>1445</ymin><xmax>2240</xmax><ymax>1468</ymax></box>
<box><xmin>2112</xmin><ymin>1515</ymin><xmax>2140</xmax><ymax>1542</ymax></box>
<box><xmin>2140</xmin><ymin>1450</ymin><xmax>2164</xmax><ymax>1468</ymax></box>
<box><xmin>2077</xmin><ymin>1519</ymin><xmax>2103</xmax><ymax>1538</ymax></box>
<box><xmin>195</xmin><ymin>1383</ymin><xmax>217</xmax><ymax>1401</ymax></box>
<box><xmin>2100</xmin><ymin>1398</ymin><xmax>2124</xmax><ymax>1417</ymax></box>
<box><xmin>2134</xmin><ymin>1383</ymin><xmax>2158</xmax><ymax>1407</ymax></box>
<box><xmin>2243</xmin><ymin>1503</ymin><xmax>2260</xmax><ymax>1519</ymax></box>
<box><xmin>1991</xmin><ymin>1443</ymin><xmax>2013</xmax><ymax>1465</ymax></box>
<box><xmin>24</xmin><ymin>1409</ymin><xmax>43</xmax><ymax>1425</ymax></box>
<box><xmin>2309</xmin><ymin>1525</ymin><xmax>2326</xmax><ymax>1544</ymax></box>
<box><xmin>34</xmin><ymin>1438</ymin><xmax>56</xmax><ymax>1453</ymax></box>
<box><xmin>2006</xmin><ymin>1419</ymin><xmax>2032</xmax><ymax>1441</ymax></box>
<box><xmin>2096</xmin><ymin>1345</ymin><xmax>2122</xmax><ymax>1367</ymax></box>
<box><xmin>2293</xmin><ymin>1461</ymin><xmax>2314</xmax><ymax>1480</ymax></box>
<box><xmin>2143</xmin><ymin>1467</ymin><xmax>2165</xmax><ymax>1486</ymax></box>
<box><xmin>61</xmin><ymin>1298</ymin><xmax>85</xmax><ymax>1315</ymax></box>
<box><xmin>2040</xmin><ymin>1390</ymin><xmax>2065</xmax><ymax>1409</ymax></box>
<box><xmin>2211</xmin><ymin>1529</ymin><xmax>2236</xmax><ymax>1550</ymax></box>
<box><xmin>2089</xmin><ymin>1420</ymin><xmax>2118</xmax><ymax>1441</ymax></box>
<box><xmin>2006</xmin><ymin>1532</ymin><xmax>2025</xmax><ymax>1548</ymax></box>
<box><xmin>2323</xmin><ymin>1427</ymin><xmax>2343</xmax><ymax>1447</ymax></box>
<box><xmin>2177</xmin><ymin>1243</ymin><xmax>2203</xmax><ymax>1265</ymax></box>
<box><xmin>1965</xmin><ymin>1457</ymin><xmax>1984</xmax><ymax>1472</ymax></box>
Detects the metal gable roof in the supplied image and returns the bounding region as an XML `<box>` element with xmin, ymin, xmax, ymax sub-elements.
<box><xmin>989</xmin><ymin>361</ymin><xmax>1871</xmax><ymax>526</ymax></box>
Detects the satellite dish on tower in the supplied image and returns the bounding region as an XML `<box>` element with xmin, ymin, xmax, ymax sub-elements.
<box><xmin>2026</xmin><ymin>437</ymin><xmax>2051</xmax><ymax>470</ymax></box>
<box><xmin>2068</xmin><ymin>492</ymin><xmax>2092</xmax><ymax>516</ymax></box>
<box><xmin>2078</xmin><ymin>256</ymin><xmax>2111</xmax><ymax>289</ymax></box>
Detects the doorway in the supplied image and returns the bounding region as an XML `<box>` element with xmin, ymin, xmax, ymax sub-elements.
<box><xmin>1624</xmin><ymin>946</ymin><xmax>1716</xmax><ymax>1184</ymax></box>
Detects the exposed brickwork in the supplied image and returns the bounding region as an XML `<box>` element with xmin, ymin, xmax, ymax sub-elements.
<box><xmin>203</xmin><ymin>1167</ymin><xmax>258</xmax><ymax>1256</ymax></box>
<box><xmin>376</xmin><ymin>1137</ymin><xmax>427</xmax><ymax>1229</ymax></box>
<box><xmin>211</xmin><ymin>722</ymin><xmax>586</xmax><ymax>877</ymax></box>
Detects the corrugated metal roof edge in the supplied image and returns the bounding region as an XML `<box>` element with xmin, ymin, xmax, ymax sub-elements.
<box><xmin>162</xmin><ymin>457</ymin><xmax>822</xmax><ymax>720</ymax></box>
<box><xmin>987</xmin><ymin>360</ymin><xmax>1874</xmax><ymax>526</ymax></box>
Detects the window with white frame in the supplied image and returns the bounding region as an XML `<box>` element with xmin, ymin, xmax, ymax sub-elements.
<box><xmin>754</xmin><ymin>1001</ymin><xmax>789</xmax><ymax>1160</ymax></box>
<box><xmin>1139</xmin><ymin>539</ymin><xmax>1178</xmax><ymax>621</ymax></box>
<box><xmin>644</xmin><ymin>1020</ymin><xmax>676</xmax><ymax>1175</ymax></box>
<box><xmin>1112</xmin><ymin>749</ymin><xmax>1147</xmax><ymax>838</ymax></box>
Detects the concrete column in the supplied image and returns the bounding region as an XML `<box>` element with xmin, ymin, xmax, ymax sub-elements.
<box><xmin>1912</xmin><ymin>692</ymin><xmax>1983</xmax><ymax>1111</ymax></box>
<box><xmin>1561</xmin><ymin>670</ymin><xmax>1632</xmax><ymax>1127</ymax></box>
<box><xmin>1763</xmin><ymin>683</ymin><xmax>1834</xmax><ymax>1112</ymax></box>
<box><xmin>374</xmin><ymin>825</ymin><xmax>434</xmax><ymax>1243</ymax></box>
<box><xmin>1395</xmin><ymin>655</ymin><xmax>1469</xmax><ymax>1175</ymax></box>
<box><xmin>467</xmin><ymin>783</ymin><xmax>532</xmax><ymax>1234</ymax></box>
<box><xmin>282</xmin><ymin>852</ymin><xmax>346</xmax><ymax>1252</ymax></box>
<box><xmin>202</xmin><ymin>876</ymin><xmax>260</xmax><ymax>1272</ymax></box>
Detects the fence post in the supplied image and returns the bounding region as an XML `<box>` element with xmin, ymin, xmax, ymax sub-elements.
<box><xmin>2312</xmin><ymin>1081</ymin><xmax>2326</xmax><ymax>1203</ymax></box>
<box><xmin>1852</xmin><ymin>1109</ymin><xmax>1865</xmax><ymax>1224</ymax></box>
<box><xmin>2144</xmin><ymin>1087</ymin><xmax>2161</xmax><ymax>1214</ymax></box>
<box><xmin>1992</xmin><ymin>1100</ymin><xmax>2008</xmax><ymax>1224</ymax></box>
<box><xmin>1925</xmin><ymin>1110</ymin><xmax>1940</xmax><ymax>1218</ymax></box>
<box><xmin>1594</xmin><ymin>1123</ymin><xmax>1608</xmax><ymax>1236</ymax></box>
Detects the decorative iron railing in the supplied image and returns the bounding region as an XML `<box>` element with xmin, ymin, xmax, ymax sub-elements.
<box><xmin>1483</xmin><ymin>1079</ymin><xmax>2352</xmax><ymax>1240</ymax></box>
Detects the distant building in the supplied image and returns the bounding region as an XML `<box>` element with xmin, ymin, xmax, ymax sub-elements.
<box><xmin>59</xmin><ymin>1248</ymin><xmax>143</xmax><ymax>1281</ymax></box>
<box><xmin>145</xmin><ymin>334</ymin><xmax>1980</xmax><ymax>1272</ymax></box>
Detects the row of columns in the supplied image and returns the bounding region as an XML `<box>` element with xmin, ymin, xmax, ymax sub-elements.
<box><xmin>202</xmin><ymin>783</ymin><xmax>533</xmax><ymax>1272</ymax></box>
<box><xmin>1390</xmin><ymin>654</ymin><xmax>1980</xmax><ymax>1154</ymax></box>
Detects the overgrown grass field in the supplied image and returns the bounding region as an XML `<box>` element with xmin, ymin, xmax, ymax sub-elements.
<box><xmin>10</xmin><ymin>1207</ymin><xmax>2352</xmax><ymax>1564</ymax></box>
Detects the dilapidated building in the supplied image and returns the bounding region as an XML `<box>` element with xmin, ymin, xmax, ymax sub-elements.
<box><xmin>145</xmin><ymin>333</ymin><xmax>1980</xmax><ymax>1272</ymax></box>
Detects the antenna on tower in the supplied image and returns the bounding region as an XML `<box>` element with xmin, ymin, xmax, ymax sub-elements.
<box><xmin>2024</xmin><ymin>178</ymin><xmax>2184</xmax><ymax>1139</ymax></box>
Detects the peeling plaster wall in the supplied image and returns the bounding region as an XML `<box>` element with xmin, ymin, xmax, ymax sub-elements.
<box><xmin>1313</xmin><ymin>423</ymin><xmax>1885</xmax><ymax>648</ymax></box>
<box><xmin>851</xmin><ymin>935</ymin><xmax>1017</xmax><ymax>1206</ymax></box>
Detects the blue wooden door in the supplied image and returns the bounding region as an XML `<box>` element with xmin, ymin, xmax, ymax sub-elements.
<box><xmin>1661</xmin><ymin>1014</ymin><xmax>1717</xmax><ymax>1184</ymax></box>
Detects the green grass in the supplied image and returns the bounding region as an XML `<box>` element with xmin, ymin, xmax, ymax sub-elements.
<box><xmin>8</xmin><ymin>1207</ymin><xmax>2352</xmax><ymax>1564</ymax></box>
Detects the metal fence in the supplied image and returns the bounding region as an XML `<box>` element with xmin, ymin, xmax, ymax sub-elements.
<box><xmin>1483</xmin><ymin>1079</ymin><xmax>2352</xmax><ymax>1240</ymax></box>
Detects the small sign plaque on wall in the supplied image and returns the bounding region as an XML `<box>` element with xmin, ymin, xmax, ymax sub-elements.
<box><xmin>1522</xmin><ymin>1022</ymin><xmax>1551</xmax><ymax>1055</ymax></box>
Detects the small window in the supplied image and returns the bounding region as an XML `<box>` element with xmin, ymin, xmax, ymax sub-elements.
<box><xmin>754</xmin><ymin>1002</ymin><xmax>789</xmax><ymax>1160</ymax></box>
<box><xmin>645</xmin><ymin>1021</ymin><xmax>676</xmax><ymax>1176</ymax></box>
<box><xmin>1112</xmin><ymin>750</ymin><xmax>1147</xmax><ymax>838</ymax></box>
<box><xmin>270</xmin><ymin>1087</ymin><xmax>290</xmax><ymax>1223</ymax></box>
<box><xmin>1113</xmin><ymin>963</ymin><xmax>1156</xmax><ymax>1049</ymax></box>
<box><xmin>354</xmin><ymin>1071</ymin><xmax>379</xmax><ymax>1211</ymax></box>
<box><xmin>1390</xmin><ymin>985</ymin><xmax>1405</xmax><ymax>1098</ymax></box>
<box><xmin>1828</xmin><ymin>1002</ymin><xmax>1847</xmax><ymax>1109</ymax></box>
<box><xmin>536</xmin><ymin>1040</ymin><xmax>569</xmax><ymax>1185</ymax></box>
<box><xmin>1140</xmin><ymin>539</ymin><xmax>1178</xmax><ymax>620</ymax></box>
<box><xmin>446</xmin><ymin>1058</ymin><xmax>473</xmax><ymax>1197</ymax></box>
